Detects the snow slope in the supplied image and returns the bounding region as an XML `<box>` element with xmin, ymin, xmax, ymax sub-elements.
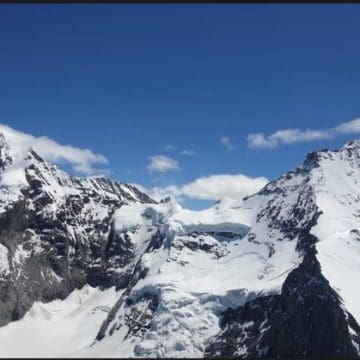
<box><xmin>310</xmin><ymin>142</ymin><xmax>360</xmax><ymax>324</ymax></box>
<box><xmin>0</xmin><ymin>286</ymin><xmax>119</xmax><ymax>357</ymax></box>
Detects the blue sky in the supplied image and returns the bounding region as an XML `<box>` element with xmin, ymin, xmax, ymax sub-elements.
<box><xmin>1</xmin><ymin>4</ymin><xmax>360</xmax><ymax>208</ymax></box>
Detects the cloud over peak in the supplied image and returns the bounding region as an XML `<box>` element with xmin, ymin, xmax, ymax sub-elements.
<box><xmin>0</xmin><ymin>124</ymin><xmax>108</xmax><ymax>175</ymax></box>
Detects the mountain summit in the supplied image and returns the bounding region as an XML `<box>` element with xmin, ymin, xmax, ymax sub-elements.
<box><xmin>0</xmin><ymin>135</ymin><xmax>359</xmax><ymax>358</ymax></box>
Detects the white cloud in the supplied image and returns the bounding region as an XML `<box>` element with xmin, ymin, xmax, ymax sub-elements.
<box><xmin>221</xmin><ymin>136</ymin><xmax>236</xmax><ymax>151</ymax></box>
<box><xmin>0</xmin><ymin>124</ymin><xmax>108</xmax><ymax>175</ymax></box>
<box><xmin>181</xmin><ymin>174</ymin><xmax>268</xmax><ymax>200</ymax></box>
<box><xmin>146</xmin><ymin>155</ymin><xmax>180</xmax><ymax>173</ymax></box>
<box><xmin>141</xmin><ymin>173</ymin><xmax>269</xmax><ymax>202</ymax></box>
<box><xmin>180</xmin><ymin>149</ymin><xmax>196</xmax><ymax>156</ymax></box>
<box><xmin>247</xmin><ymin>118</ymin><xmax>360</xmax><ymax>149</ymax></box>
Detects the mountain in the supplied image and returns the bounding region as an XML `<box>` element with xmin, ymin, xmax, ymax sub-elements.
<box><xmin>0</xmin><ymin>133</ymin><xmax>155</xmax><ymax>328</ymax></box>
<box><xmin>0</xmin><ymin>134</ymin><xmax>360</xmax><ymax>358</ymax></box>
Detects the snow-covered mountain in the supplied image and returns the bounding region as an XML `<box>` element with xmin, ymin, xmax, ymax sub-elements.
<box><xmin>0</xmin><ymin>133</ymin><xmax>155</xmax><ymax>329</ymax></box>
<box><xmin>1</xmin><ymin>133</ymin><xmax>360</xmax><ymax>358</ymax></box>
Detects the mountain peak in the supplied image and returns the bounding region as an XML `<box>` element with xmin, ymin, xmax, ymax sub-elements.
<box><xmin>0</xmin><ymin>131</ymin><xmax>42</xmax><ymax>169</ymax></box>
<box><xmin>340</xmin><ymin>138</ymin><xmax>360</xmax><ymax>151</ymax></box>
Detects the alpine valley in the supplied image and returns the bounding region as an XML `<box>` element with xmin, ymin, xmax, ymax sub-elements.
<box><xmin>0</xmin><ymin>130</ymin><xmax>360</xmax><ymax>359</ymax></box>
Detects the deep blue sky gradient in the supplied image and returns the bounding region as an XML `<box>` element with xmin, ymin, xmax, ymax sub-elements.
<box><xmin>1</xmin><ymin>4</ymin><xmax>360</xmax><ymax>207</ymax></box>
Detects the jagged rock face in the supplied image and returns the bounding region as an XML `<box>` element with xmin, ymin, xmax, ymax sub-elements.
<box><xmin>0</xmin><ymin>136</ymin><xmax>155</xmax><ymax>326</ymax></box>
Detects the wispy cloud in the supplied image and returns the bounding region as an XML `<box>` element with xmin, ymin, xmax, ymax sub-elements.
<box><xmin>0</xmin><ymin>124</ymin><xmax>108</xmax><ymax>175</ymax></box>
<box><xmin>141</xmin><ymin>173</ymin><xmax>268</xmax><ymax>202</ymax></box>
<box><xmin>164</xmin><ymin>144</ymin><xmax>177</xmax><ymax>151</ymax></box>
<box><xmin>146</xmin><ymin>155</ymin><xmax>180</xmax><ymax>173</ymax></box>
<box><xmin>247</xmin><ymin>129</ymin><xmax>332</xmax><ymax>149</ymax></box>
<box><xmin>221</xmin><ymin>137</ymin><xmax>236</xmax><ymax>151</ymax></box>
<box><xmin>180</xmin><ymin>149</ymin><xmax>196</xmax><ymax>156</ymax></box>
<box><xmin>247</xmin><ymin>118</ymin><xmax>360</xmax><ymax>149</ymax></box>
<box><xmin>164</xmin><ymin>144</ymin><xmax>196</xmax><ymax>157</ymax></box>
